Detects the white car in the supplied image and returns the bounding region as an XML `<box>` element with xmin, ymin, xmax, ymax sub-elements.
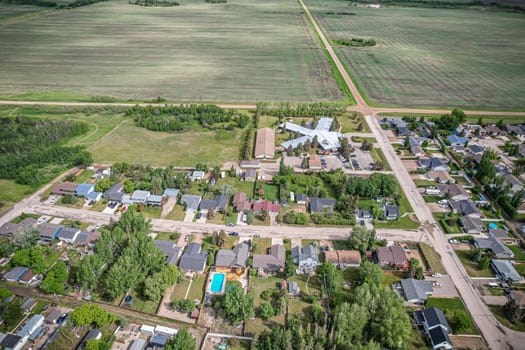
<box><xmin>432</xmin><ymin>273</ymin><xmax>442</xmax><ymax>278</ymax></box>
<box><xmin>448</xmin><ymin>239</ymin><xmax>459</xmax><ymax>244</ymax></box>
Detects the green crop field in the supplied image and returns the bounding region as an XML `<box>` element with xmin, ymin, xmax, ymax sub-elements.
<box><xmin>0</xmin><ymin>0</ymin><xmax>341</xmax><ymax>102</ymax></box>
<box><xmin>305</xmin><ymin>0</ymin><xmax>525</xmax><ymax>110</ymax></box>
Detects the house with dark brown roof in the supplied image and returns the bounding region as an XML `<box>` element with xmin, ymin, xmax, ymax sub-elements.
<box><xmin>52</xmin><ymin>182</ymin><xmax>78</xmax><ymax>196</ymax></box>
<box><xmin>376</xmin><ymin>246</ymin><xmax>409</xmax><ymax>269</ymax></box>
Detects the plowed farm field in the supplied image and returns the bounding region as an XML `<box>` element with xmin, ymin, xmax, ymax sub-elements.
<box><xmin>305</xmin><ymin>0</ymin><xmax>525</xmax><ymax>110</ymax></box>
<box><xmin>0</xmin><ymin>0</ymin><xmax>342</xmax><ymax>102</ymax></box>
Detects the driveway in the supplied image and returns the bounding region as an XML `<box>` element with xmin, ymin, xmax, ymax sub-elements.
<box><xmin>425</xmin><ymin>275</ymin><xmax>459</xmax><ymax>298</ymax></box>
<box><xmin>183</xmin><ymin>210</ymin><xmax>194</xmax><ymax>223</ymax></box>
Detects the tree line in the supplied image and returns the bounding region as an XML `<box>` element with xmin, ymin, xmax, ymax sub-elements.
<box><xmin>0</xmin><ymin>117</ymin><xmax>92</xmax><ymax>186</ymax></box>
<box><xmin>255</xmin><ymin>102</ymin><xmax>346</xmax><ymax>118</ymax></box>
<box><xmin>2</xmin><ymin>0</ymin><xmax>109</xmax><ymax>9</ymax></box>
<box><xmin>333</xmin><ymin>38</ymin><xmax>376</xmax><ymax>47</ymax></box>
<box><xmin>126</xmin><ymin>104</ymin><xmax>249</xmax><ymax>132</ymax></box>
<box><xmin>129</xmin><ymin>0</ymin><xmax>179</xmax><ymax>6</ymax></box>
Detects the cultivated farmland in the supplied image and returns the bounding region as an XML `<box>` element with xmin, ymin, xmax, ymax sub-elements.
<box><xmin>0</xmin><ymin>0</ymin><xmax>342</xmax><ymax>102</ymax></box>
<box><xmin>305</xmin><ymin>0</ymin><xmax>525</xmax><ymax>110</ymax></box>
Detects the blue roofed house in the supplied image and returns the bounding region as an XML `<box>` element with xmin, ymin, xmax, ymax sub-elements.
<box><xmin>291</xmin><ymin>244</ymin><xmax>319</xmax><ymax>274</ymax></box>
<box><xmin>85</xmin><ymin>191</ymin><xmax>102</xmax><ymax>202</ymax></box>
<box><xmin>17</xmin><ymin>314</ymin><xmax>44</xmax><ymax>344</ymax></box>
<box><xmin>76</xmin><ymin>183</ymin><xmax>95</xmax><ymax>197</ymax></box>
<box><xmin>3</xmin><ymin>267</ymin><xmax>28</xmax><ymax>282</ymax></box>
<box><xmin>447</xmin><ymin>135</ymin><xmax>468</xmax><ymax>146</ymax></box>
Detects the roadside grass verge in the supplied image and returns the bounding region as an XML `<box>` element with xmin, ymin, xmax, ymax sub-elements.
<box><xmin>418</xmin><ymin>243</ymin><xmax>446</xmax><ymax>274</ymax></box>
<box><xmin>374</xmin><ymin>215</ymin><xmax>419</xmax><ymax>230</ymax></box>
<box><xmin>489</xmin><ymin>305</ymin><xmax>525</xmax><ymax>332</ymax></box>
<box><xmin>455</xmin><ymin>250</ymin><xmax>495</xmax><ymax>278</ymax></box>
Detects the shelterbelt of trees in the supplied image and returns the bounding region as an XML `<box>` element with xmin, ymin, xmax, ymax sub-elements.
<box><xmin>0</xmin><ymin>116</ymin><xmax>92</xmax><ymax>186</ymax></box>
<box><xmin>2</xmin><ymin>0</ymin><xmax>108</xmax><ymax>9</ymax></box>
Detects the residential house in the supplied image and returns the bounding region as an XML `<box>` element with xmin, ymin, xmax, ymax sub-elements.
<box><xmin>468</xmin><ymin>144</ymin><xmax>485</xmax><ymax>156</ymax></box>
<box><xmin>506</xmin><ymin>124</ymin><xmax>525</xmax><ymax>140</ymax></box>
<box><xmin>1</xmin><ymin>334</ymin><xmax>23</xmax><ymax>350</ymax></box>
<box><xmin>309</xmin><ymin>154</ymin><xmax>322</xmax><ymax>170</ymax></box>
<box><xmin>18</xmin><ymin>314</ymin><xmax>44</xmax><ymax>344</ymax></box>
<box><xmin>57</xmin><ymin>227</ymin><xmax>81</xmax><ymax>244</ymax></box>
<box><xmin>129</xmin><ymin>339</ymin><xmax>147</xmax><ymax>350</ymax></box>
<box><xmin>414</xmin><ymin>307</ymin><xmax>453</xmax><ymax>350</ymax></box>
<box><xmin>254</xmin><ymin>128</ymin><xmax>275</xmax><ymax>159</ymax></box>
<box><xmin>427</xmin><ymin>170</ymin><xmax>454</xmax><ymax>184</ymax></box>
<box><xmin>438</xmin><ymin>184</ymin><xmax>470</xmax><ymax>201</ymax></box>
<box><xmin>163</xmin><ymin>188</ymin><xmax>180</xmax><ymax>198</ymax></box>
<box><xmin>357</xmin><ymin>209</ymin><xmax>373</xmax><ymax>220</ymax></box>
<box><xmin>450</xmin><ymin>199</ymin><xmax>481</xmax><ymax>217</ymax></box>
<box><xmin>410</xmin><ymin>145</ymin><xmax>425</xmax><ymax>158</ymax></box>
<box><xmin>425</xmin><ymin>187</ymin><xmax>441</xmax><ymax>196</ymax></box>
<box><xmin>296</xmin><ymin>194</ymin><xmax>308</xmax><ymax>205</ymax></box>
<box><xmin>154</xmin><ymin>240</ymin><xmax>182</xmax><ymax>266</ymax></box>
<box><xmin>199</xmin><ymin>195</ymin><xmax>228</xmax><ymax>213</ymax></box>
<box><xmin>20</xmin><ymin>297</ymin><xmax>36</xmax><ymax>313</ymax></box>
<box><xmin>474</xmin><ymin>235</ymin><xmax>514</xmax><ymax>258</ymax></box>
<box><xmin>397</xmin><ymin>126</ymin><xmax>412</xmax><ymax>137</ymax></box>
<box><xmin>52</xmin><ymin>182</ymin><xmax>78</xmax><ymax>196</ymax></box>
<box><xmin>324</xmin><ymin>250</ymin><xmax>361</xmax><ymax>269</ymax></box>
<box><xmin>76</xmin><ymin>183</ymin><xmax>95</xmax><ymax>197</ymax></box>
<box><xmin>45</xmin><ymin>309</ymin><xmax>62</xmax><ymax>324</ymax></box>
<box><xmin>291</xmin><ymin>244</ymin><xmax>319</xmax><ymax>273</ymax></box>
<box><xmin>215</xmin><ymin>243</ymin><xmax>249</xmax><ymax>274</ymax></box>
<box><xmin>409</xmin><ymin>136</ymin><xmax>427</xmax><ymax>147</ymax></box>
<box><xmin>146</xmin><ymin>195</ymin><xmax>163</xmax><ymax>206</ymax></box>
<box><xmin>460</xmin><ymin>216</ymin><xmax>485</xmax><ymax>234</ymax></box>
<box><xmin>244</xmin><ymin>169</ymin><xmax>257</xmax><ymax>182</ymax></box>
<box><xmin>502</xmin><ymin>174</ymin><xmax>523</xmax><ymax>196</ymax></box>
<box><xmin>485</xmin><ymin>125</ymin><xmax>502</xmax><ymax>136</ymax></box>
<box><xmin>419</xmin><ymin>125</ymin><xmax>431</xmax><ymax>138</ymax></box>
<box><xmin>3</xmin><ymin>267</ymin><xmax>28</xmax><ymax>282</ymax></box>
<box><xmin>239</xmin><ymin>160</ymin><xmax>261</xmax><ymax>169</ymax></box>
<box><xmin>253</xmin><ymin>244</ymin><xmax>285</xmax><ymax>273</ymax></box>
<box><xmin>180</xmin><ymin>194</ymin><xmax>202</xmax><ymax>212</ymax></box>
<box><xmin>233</xmin><ymin>192</ymin><xmax>251</xmax><ymax>212</ymax></box>
<box><xmin>179</xmin><ymin>243</ymin><xmax>208</xmax><ymax>273</ymax></box>
<box><xmin>489</xmin><ymin>228</ymin><xmax>509</xmax><ymax>240</ymax></box>
<box><xmin>37</xmin><ymin>223</ymin><xmax>63</xmax><ymax>242</ymax></box>
<box><xmin>0</xmin><ymin>218</ymin><xmax>36</xmax><ymax>237</ymax></box>
<box><xmin>376</xmin><ymin>246</ymin><xmax>409</xmax><ymax>269</ymax></box>
<box><xmin>384</xmin><ymin>205</ymin><xmax>400</xmax><ymax>220</ymax></box>
<box><xmin>19</xmin><ymin>269</ymin><xmax>38</xmax><ymax>285</ymax></box>
<box><xmin>80</xmin><ymin>329</ymin><xmax>102</xmax><ymax>349</ymax></box>
<box><xmin>74</xmin><ymin>230</ymin><xmax>100</xmax><ymax>247</ymax></box>
<box><xmin>491</xmin><ymin>260</ymin><xmax>522</xmax><ymax>283</ymax></box>
<box><xmin>85</xmin><ymin>191</ymin><xmax>102</xmax><ymax>202</ymax></box>
<box><xmin>103</xmin><ymin>183</ymin><xmax>123</xmax><ymax>202</ymax></box>
<box><xmin>280</xmin><ymin>118</ymin><xmax>342</xmax><ymax>153</ymax></box>
<box><xmin>252</xmin><ymin>200</ymin><xmax>280</xmax><ymax>214</ymax></box>
<box><xmin>451</xmin><ymin>145</ymin><xmax>466</xmax><ymax>153</ymax></box>
<box><xmin>309</xmin><ymin>197</ymin><xmax>336</xmax><ymax>213</ymax></box>
<box><xmin>400</xmin><ymin>278</ymin><xmax>433</xmax><ymax>303</ymax></box>
<box><xmin>130</xmin><ymin>190</ymin><xmax>150</xmax><ymax>204</ymax></box>
<box><xmin>418</xmin><ymin>157</ymin><xmax>449</xmax><ymax>172</ymax></box>
<box><xmin>447</xmin><ymin>135</ymin><xmax>468</xmax><ymax>146</ymax></box>
<box><xmin>189</xmin><ymin>170</ymin><xmax>206</xmax><ymax>181</ymax></box>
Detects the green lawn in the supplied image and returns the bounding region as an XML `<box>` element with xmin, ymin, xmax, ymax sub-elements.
<box><xmin>434</xmin><ymin>213</ymin><xmax>462</xmax><ymax>234</ymax></box>
<box><xmin>407</xmin><ymin>326</ymin><xmax>428</xmax><ymax>350</ymax></box>
<box><xmin>125</xmin><ymin>290</ymin><xmax>160</xmax><ymax>315</ymax></box>
<box><xmin>187</xmin><ymin>275</ymin><xmax>206</xmax><ymax>303</ymax></box>
<box><xmin>155</xmin><ymin>232</ymin><xmax>180</xmax><ymax>242</ymax></box>
<box><xmin>171</xmin><ymin>279</ymin><xmax>191</xmax><ymax>301</ymax></box>
<box><xmin>338</xmin><ymin>112</ymin><xmax>370</xmax><ymax>133</ymax></box>
<box><xmin>413</xmin><ymin>179</ymin><xmax>438</xmax><ymax>187</ymax></box>
<box><xmin>89</xmin><ymin>199</ymin><xmax>109</xmax><ymax>212</ymax></box>
<box><xmin>252</xmin><ymin>238</ymin><xmax>272</xmax><ymax>255</ymax></box>
<box><xmin>73</xmin><ymin>170</ymin><xmax>94</xmax><ymax>184</ymax></box>
<box><xmin>419</xmin><ymin>243</ymin><xmax>446</xmax><ymax>274</ymax></box>
<box><xmin>513</xmin><ymin>263</ymin><xmax>525</xmax><ymax>276</ymax></box>
<box><xmin>216</xmin><ymin>177</ymin><xmax>255</xmax><ymax>198</ymax></box>
<box><xmin>382</xmin><ymin>271</ymin><xmax>403</xmax><ymax>288</ymax></box>
<box><xmin>423</xmin><ymin>195</ymin><xmax>442</xmax><ymax>203</ymax></box>
<box><xmin>507</xmin><ymin>245</ymin><xmax>525</xmax><ymax>261</ymax></box>
<box><xmin>426</xmin><ymin>297</ymin><xmax>479</xmax><ymax>335</ymax></box>
<box><xmin>167</xmin><ymin>205</ymin><xmax>186</xmax><ymax>221</ymax></box>
<box><xmin>455</xmin><ymin>250</ymin><xmax>495</xmax><ymax>278</ymax></box>
<box><xmin>246</xmin><ymin>276</ymin><xmax>286</xmax><ymax>335</ymax></box>
<box><xmin>260</xmin><ymin>184</ymin><xmax>279</xmax><ymax>202</ymax></box>
<box><xmin>374</xmin><ymin>215</ymin><xmax>420</xmax><ymax>230</ymax></box>
<box><xmin>43</xmin><ymin>249</ymin><xmax>63</xmax><ymax>268</ymax></box>
<box><xmin>306</xmin><ymin>0</ymin><xmax>525</xmax><ymax>110</ymax></box>
<box><xmin>0</xmin><ymin>0</ymin><xmax>341</xmax><ymax>102</ymax></box>
<box><xmin>370</xmin><ymin>147</ymin><xmax>391</xmax><ymax>171</ymax></box>
<box><xmin>11</xmin><ymin>213</ymin><xmax>40</xmax><ymax>224</ymax></box>
<box><xmin>55</xmin><ymin>197</ymin><xmax>86</xmax><ymax>209</ymax></box>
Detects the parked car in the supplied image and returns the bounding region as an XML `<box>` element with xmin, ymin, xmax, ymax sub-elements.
<box><xmin>432</xmin><ymin>273</ymin><xmax>442</xmax><ymax>278</ymax></box>
<box><xmin>196</xmin><ymin>212</ymin><xmax>202</xmax><ymax>219</ymax></box>
<box><xmin>229</xmin><ymin>232</ymin><xmax>239</xmax><ymax>237</ymax></box>
<box><xmin>448</xmin><ymin>239</ymin><xmax>459</xmax><ymax>244</ymax></box>
<box><xmin>226</xmin><ymin>222</ymin><xmax>235</xmax><ymax>227</ymax></box>
<box><xmin>184</xmin><ymin>235</ymin><xmax>191</xmax><ymax>242</ymax></box>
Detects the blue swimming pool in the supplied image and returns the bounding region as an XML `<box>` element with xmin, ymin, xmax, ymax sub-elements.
<box><xmin>210</xmin><ymin>273</ymin><xmax>225</xmax><ymax>293</ymax></box>
<box><xmin>488</xmin><ymin>223</ymin><xmax>498</xmax><ymax>229</ymax></box>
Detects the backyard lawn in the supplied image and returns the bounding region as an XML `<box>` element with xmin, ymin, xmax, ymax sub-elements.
<box><xmin>216</xmin><ymin>177</ymin><xmax>255</xmax><ymax>198</ymax></box>
<box><xmin>171</xmin><ymin>279</ymin><xmax>191</xmax><ymax>301</ymax></box>
<box><xmin>125</xmin><ymin>290</ymin><xmax>160</xmax><ymax>315</ymax></box>
<box><xmin>246</xmin><ymin>276</ymin><xmax>286</xmax><ymax>336</ymax></box>
<box><xmin>260</xmin><ymin>183</ymin><xmax>279</xmax><ymax>201</ymax></box>
<box><xmin>455</xmin><ymin>250</ymin><xmax>495</xmax><ymax>278</ymax></box>
<box><xmin>187</xmin><ymin>275</ymin><xmax>206</xmax><ymax>303</ymax></box>
<box><xmin>507</xmin><ymin>245</ymin><xmax>525</xmax><ymax>261</ymax></box>
<box><xmin>426</xmin><ymin>297</ymin><xmax>479</xmax><ymax>335</ymax></box>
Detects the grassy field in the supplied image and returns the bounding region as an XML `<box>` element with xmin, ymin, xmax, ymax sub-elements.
<box><xmin>0</xmin><ymin>4</ymin><xmax>50</xmax><ymax>24</ymax></box>
<box><xmin>455</xmin><ymin>250</ymin><xmax>495</xmax><ymax>277</ymax></box>
<box><xmin>0</xmin><ymin>0</ymin><xmax>341</xmax><ymax>102</ymax></box>
<box><xmin>489</xmin><ymin>305</ymin><xmax>525</xmax><ymax>332</ymax></box>
<box><xmin>88</xmin><ymin>120</ymin><xmax>242</xmax><ymax>166</ymax></box>
<box><xmin>306</xmin><ymin>0</ymin><xmax>525</xmax><ymax>110</ymax></box>
<box><xmin>419</xmin><ymin>243</ymin><xmax>446</xmax><ymax>274</ymax></box>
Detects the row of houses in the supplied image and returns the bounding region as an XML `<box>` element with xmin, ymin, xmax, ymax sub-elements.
<box><xmin>0</xmin><ymin>314</ymin><xmax>44</xmax><ymax>350</ymax></box>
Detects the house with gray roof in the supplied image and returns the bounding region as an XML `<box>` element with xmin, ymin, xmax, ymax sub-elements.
<box><xmin>163</xmin><ymin>188</ymin><xmax>180</xmax><ymax>198</ymax></box>
<box><xmin>146</xmin><ymin>195</ymin><xmax>163</xmax><ymax>206</ymax></box>
<box><xmin>418</xmin><ymin>157</ymin><xmax>449</xmax><ymax>172</ymax></box>
<box><xmin>468</xmin><ymin>144</ymin><xmax>485</xmax><ymax>155</ymax></box>
<box><xmin>474</xmin><ymin>235</ymin><xmax>514</xmax><ymax>258</ymax></box>
<box><xmin>190</xmin><ymin>170</ymin><xmax>206</xmax><ymax>181</ymax></box>
<box><xmin>199</xmin><ymin>195</ymin><xmax>228</xmax><ymax>212</ymax></box>
<box><xmin>447</xmin><ymin>135</ymin><xmax>468</xmax><ymax>146</ymax></box>
<box><xmin>130</xmin><ymin>190</ymin><xmax>150</xmax><ymax>203</ymax></box>
<box><xmin>20</xmin><ymin>297</ymin><xmax>36</xmax><ymax>313</ymax></box>
<box><xmin>180</xmin><ymin>194</ymin><xmax>202</xmax><ymax>212</ymax></box>
<box><xmin>3</xmin><ymin>267</ymin><xmax>28</xmax><ymax>282</ymax></box>
<box><xmin>37</xmin><ymin>223</ymin><xmax>63</xmax><ymax>242</ymax></box>
<box><xmin>0</xmin><ymin>223</ymin><xmax>21</xmax><ymax>237</ymax></box>
<box><xmin>103</xmin><ymin>183</ymin><xmax>123</xmax><ymax>202</ymax></box>
<box><xmin>1</xmin><ymin>334</ymin><xmax>23</xmax><ymax>350</ymax></box>
<box><xmin>57</xmin><ymin>227</ymin><xmax>81</xmax><ymax>244</ymax></box>
<box><xmin>154</xmin><ymin>240</ymin><xmax>182</xmax><ymax>266</ymax></box>
<box><xmin>309</xmin><ymin>197</ymin><xmax>335</xmax><ymax>213</ymax></box>
<box><xmin>384</xmin><ymin>205</ymin><xmax>400</xmax><ymax>220</ymax></box>
<box><xmin>253</xmin><ymin>244</ymin><xmax>285</xmax><ymax>273</ymax></box>
<box><xmin>179</xmin><ymin>243</ymin><xmax>207</xmax><ymax>273</ymax></box>
<box><xmin>450</xmin><ymin>199</ymin><xmax>481</xmax><ymax>217</ymax></box>
<box><xmin>414</xmin><ymin>307</ymin><xmax>452</xmax><ymax>350</ymax></box>
<box><xmin>460</xmin><ymin>215</ymin><xmax>485</xmax><ymax>234</ymax></box>
<box><xmin>410</xmin><ymin>145</ymin><xmax>425</xmax><ymax>158</ymax></box>
<box><xmin>291</xmin><ymin>244</ymin><xmax>319</xmax><ymax>273</ymax></box>
<box><xmin>296</xmin><ymin>194</ymin><xmax>308</xmax><ymax>204</ymax></box>
<box><xmin>489</xmin><ymin>228</ymin><xmax>509</xmax><ymax>239</ymax></box>
<box><xmin>438</xmin><ymin>184</ymin><xmax>470</xmax><ymax>201</ymax></box>
<box><xmin>75</xmin><ymin>231</ymin><xmax>100</xmax><ymax>247</ymax></box>
<box><xmin>400</xmin><ymin>278</ymin><xmax>433</xmax><ymax>303</ymax></box>
<box><xmin>215</xmin><ymin>243</ymin><xmax>249</xmax><ymax>271</ymax></box>
<box><xmin>491</xmin><ymin>260</ymin><xmax>522</xmax><ymax>283</ymax></box>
